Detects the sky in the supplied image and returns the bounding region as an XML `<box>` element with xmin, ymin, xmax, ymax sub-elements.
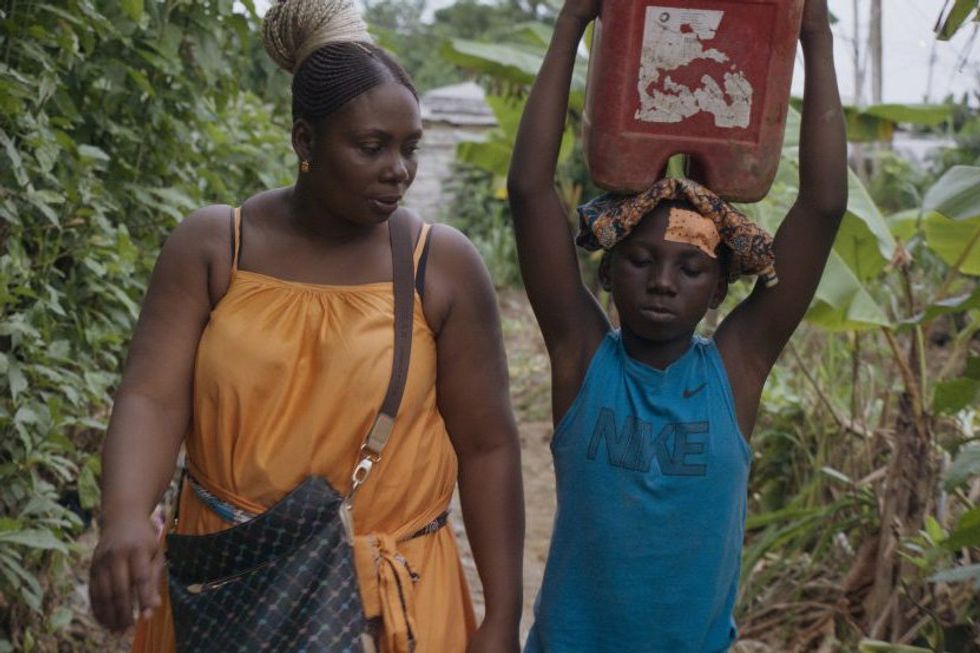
<box><xmin>809</xmin><ymin>0</ymin><xmax>978</xmax><ymax>105</ymax></box>
<box><xmin>253</xmin><ymin>0</ymin><xmax>978</xmax><ymax>105</ymax></box>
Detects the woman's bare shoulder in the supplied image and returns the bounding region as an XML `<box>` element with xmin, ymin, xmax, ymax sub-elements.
<box><xmin>172</xmin><ymin>204</ymin><xmax>236</xmax><ymax>257</ymax></box>
<box><xmin>419</xmin><ymin>220</ymin><xmax>496</xmax><ymax>334</ymax></box>
<box><xmin>162</xmin><ymin>204</ymin><xmax>237</xmax><ymax>305</ymax></box>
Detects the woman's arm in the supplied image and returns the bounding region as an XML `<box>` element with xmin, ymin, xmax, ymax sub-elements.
<box><xmin>507</xmin><ymin>1</ymin><xmax>609</xmax><ymax>422</ymax></box>
<box><xmin>424</xmin><ymin>225</ymin><xmax>524</xmax><ymax>652</ymax></box>
<box><xmin>89</xmin><ymin>206</ymin><xmax>231</xmax><ymax>631</ymax></box>
<box><xmin>716</xmin><ymin>0</ymin><xmax>848</xmax><ymax>435</ymax></box>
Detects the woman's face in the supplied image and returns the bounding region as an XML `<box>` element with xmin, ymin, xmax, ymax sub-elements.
<box><xmin>297</xmin><ymin>82</ymin><xmax>423</xmax><ymax>225</ymax></box>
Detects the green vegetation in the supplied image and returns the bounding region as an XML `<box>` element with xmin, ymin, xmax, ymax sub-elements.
<box><xmin>936</xmin><ymin>0</ymin><xmax>980</xmax><ymax>41</ymax></box>
<box><xmin>1</xmin><ymin>0</ymin><xmax>977</xmax><ymax>651</ymax></box>
<box><xmin>365</xmin><ymin>0</ymin><xmax>540</xmax><ymax>92</ymax></box>
<box><xmin>0</xmin><ymin>1</ymin><xmax>292</xmax><ymax>649</ymax></box>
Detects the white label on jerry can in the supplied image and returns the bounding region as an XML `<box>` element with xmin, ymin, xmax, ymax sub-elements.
<box><xmin>635</xmin><ymin>6</ymin><xmax>753</xmax><ymax>128</ymax></box>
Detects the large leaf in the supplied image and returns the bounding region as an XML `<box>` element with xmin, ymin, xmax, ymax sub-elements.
<box><xmin>771</xmin><ymin>122</ymin><xmax>895</xmax><ymax>281</ymax></box>
<box><xmin>485</xmin><ymin>94</ymin><xmax>523</xmax><ymax>141</ymax></box>
<box><xmin>887</xmin><ymin>209</ymin><xmax>926</xmax><ymax>240</ymax></box>
<box><xmin>441</xmin><ymin>37</ymin><xmax>589</xmax><ymax>109</ymax></box>
<box><xmin>0</xmin><ymin>529</ymin><xmax>69</xmax><ymax>554</ymax></box>
<box><xmin>507</xmin><ymin>22</ymin><xmax>554</xmax><ymax>47</ymax></box>
<box><xmin>457</xmin><ymin>138</ymin><xmax>513</xmax><ymax>178</ymax></box>
<box><xmin>945</xmin><ymin>506</ymin><xmax>980</xmax><ymax>549</ymax></box>
<box><xmin>805</xmin><ymin>250</ymin><xmax>891</xmax><ymax>331</ymax></box>
<box><xmin>937</xmin><ymin>0</ymin><xmax>979</xmax><ymax>40</ymax></box>
<box><xmin>946</xmin><ymin>445</ymin><xmax>980</xmax><ymax>490</ymax></box>
<box><xmin>455</xmin><ymin>93</ymin><xmax>529</xmax><ymax>179</ymax></box>
<box><xmin>843</xmin><ymin>107</ymin><xmax>894</xmax><ymax>143</ymax></box>
<box><xmin>833</xmin><ymin>169</ymin><xmax>896</xmax><ymax>281</ymax></box>
<box><xmin>904</xmin><ymin>285</ymin><xmax>980</xmax><ymax>326</ymax></box>
<box><xmin>969</xmin><ymin>356</ymin><xmax>980</xmax><ymax>380</ymax></box>
<box><xmin>933</xmin><ymin>378</ymin><xmax>980</xmax><ymax>414</ymax></box>
<box><xmin>782</xmin><ymin>105</ymin><xmax>802</xmax><ymax>150</ymax></box>
<box><xmin>862</xmin><ymin>103</ymin><xmax>954</xmax><ymax>127</ymax></box>
<box><xmin>923</xmin><ymin>166</ymin><xmax>980</xmax><ymax>222</ymax></box>
<box><xmin>121</xmin><ymin>0</ymin><xmax>143</xmax><ymax>21</ymax></box>
<box><xmin>441</xmin><ymin>39</ymin><xmax>543</xmax><ymax>86</ymax></box>
<box><xmin>924</xmin><ymin>213</ymin><xmax>980</xmax><ymax>276</ymax></box>
<box><xmin>842</xmin><ymin>104</ymin><xmax>953</xmax><ymax>142</ymax></box>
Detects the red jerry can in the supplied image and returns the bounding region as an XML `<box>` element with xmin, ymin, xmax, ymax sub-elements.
<box><xmin>582</xmin><ymin>1</ymin><xmax>805</xmax><ymax>202</ymax></box>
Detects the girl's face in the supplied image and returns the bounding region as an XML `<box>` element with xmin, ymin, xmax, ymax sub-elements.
<box><xmin>603</xmin><ymin>206</ymin><xmax>727</xmax><ymax>346</ymax></box>
<box><xmin>296</xmin><ymin>82</ymin><xmax>422</xmax><ymax>225</ymax></box>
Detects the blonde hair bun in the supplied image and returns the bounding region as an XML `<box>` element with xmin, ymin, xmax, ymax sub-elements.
<box><xmin>262</xmin><ymin>0</ymin><xmax>372</xmax><ymax>74</ymax></box>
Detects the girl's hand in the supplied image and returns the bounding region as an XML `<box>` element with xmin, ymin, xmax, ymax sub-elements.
<box><xmin>800</xmin><ymin>0</ymin><xmax>832</xmax><ymax>35</ymax></box>
<box><xmin>560</xmin><ymin>0</ymin><xmax>601</xmax><ymax>24</ymax></box>
<box><xmin>89</xmin><ymin>517</ymin><xmax>163</xmax><ymax>631</ymax></box>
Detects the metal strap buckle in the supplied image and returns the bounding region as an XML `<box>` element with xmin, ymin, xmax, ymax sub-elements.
<box><xmin>352</xmin><ymin>457</ymin><xmax>375</xmax><ymax>486</ymax></box>
<box><xmin>340</xmin><ymin>499</ymin><xmax>356</xmax><ymax>544</ymax></box>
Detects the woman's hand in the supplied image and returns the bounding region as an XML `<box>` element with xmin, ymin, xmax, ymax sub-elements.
<box><xmin>800</xmin><ymin>0</ymin><xmax>832</xmax><ymax>35</ymax></box>
<box><xmin>89</xmin><ymin>516</ymin><xmax>164</xmax><ymax>631</ymax></box>
<box><xmin>560</xmin><ymin>0</ymin><xmax>601</xmax><ymax>24</ymax></box>
<box><xmin>465</xmin><ymin>620</ymin><xmax>520</xmax><ymax>653</ymax></box>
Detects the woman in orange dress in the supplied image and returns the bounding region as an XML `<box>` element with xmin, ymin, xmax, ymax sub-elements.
<box><xmin>87</xmin><ymin>2</ymin><xmax>524</xmax><ymax>651</ymax></box>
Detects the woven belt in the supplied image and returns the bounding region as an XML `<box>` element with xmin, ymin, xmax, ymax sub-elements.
<box><xmin>188</xmin><ymin>475</ymin><xmax>449</xmax><ymax>542</ymax></box>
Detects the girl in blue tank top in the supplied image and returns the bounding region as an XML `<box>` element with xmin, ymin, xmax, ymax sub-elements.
<box><xmin>507</xmin><ymin>1</ymin><xmax>847</xmax><ymax>651</ymax></box>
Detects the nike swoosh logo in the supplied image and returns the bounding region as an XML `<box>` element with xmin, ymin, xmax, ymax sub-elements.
<box><xmin>683</xmin><ymin>383</ymin><xmax>707</xmax><ymax>399</ymax></box>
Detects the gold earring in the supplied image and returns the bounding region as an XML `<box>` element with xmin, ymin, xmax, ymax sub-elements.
<box><xmin>300</xmin><ymin>160</ymin><xmax>310</xmax><ymax>173</ymax></box>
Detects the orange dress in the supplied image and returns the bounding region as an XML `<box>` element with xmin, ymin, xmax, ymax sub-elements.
<box><xmin>133</xmin><ymin>210</ymin><xmax>475</xmax><ymax>652</ymax></box>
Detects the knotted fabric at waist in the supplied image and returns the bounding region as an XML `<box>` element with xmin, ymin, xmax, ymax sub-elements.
<box><xmin>184</xmin><ymin>473</ymin><xmax>450</xmax><ymax>653</ymax></box>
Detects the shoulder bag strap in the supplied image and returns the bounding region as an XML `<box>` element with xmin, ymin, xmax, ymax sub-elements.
<box><xmin>368</xmin><ymin>213</ymin><xmax>415</xmax><ymax>449</ymax></box>
<box><xmin>341</xmin><ymin>214</ymin><xmax>416</xmax><ymax>540</ymax></box>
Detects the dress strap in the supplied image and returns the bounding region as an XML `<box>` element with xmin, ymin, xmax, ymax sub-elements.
<box><xmin>412</xmin><ymin>223</ymin><xmax>431</xmax><ymax>267</ymax></box>
<box><xmin>413</xmin><ymin>223</ymin><xmax>433</xmax><ymax>298</ymax></box>
<box><xmin>231</xmin><ymin>206</ymin><xmax>243</xmax><ymax>271</ymax></box>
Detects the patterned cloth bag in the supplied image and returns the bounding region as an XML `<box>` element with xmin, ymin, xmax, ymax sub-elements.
<box><xmin>167</xmin><ymin>477</ymin><xmax>368</xmax><ymax>651</ymax></box>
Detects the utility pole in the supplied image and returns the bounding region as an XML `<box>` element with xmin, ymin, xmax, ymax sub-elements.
<box><xmin>853</xmin><ymin>0</ymin><xmax>864</xmax><ymax>106</ymax></box>
<box><xmin>870</xmin><ymin>0</ymin><xmax>883</xmax><ymax>104</ymax></box>
<box><xmin>852</xmin><ymin>0</ymin><xmax>868</xmax><ymax>180</ymax></box>
<box><xmin>925</xmin><ymin>39</ymin><xmax>939</xmax><ymax>103</ymax></box>
<box><xmin>870</xmin><ymin>0</ymin><xmax>885</xmax><ymax>163</ymax></box>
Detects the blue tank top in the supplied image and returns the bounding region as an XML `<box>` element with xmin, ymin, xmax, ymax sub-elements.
<box><xmin>525</xmin><ymin>331</ymin><xmax>751</xmax><ymax>653</ymax></box>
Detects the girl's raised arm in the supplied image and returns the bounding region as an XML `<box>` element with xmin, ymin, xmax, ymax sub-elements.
<box><xmin>507</xmin><ymin>1</ymin><xmax>610</xmax><ymax>419</ymax></box>
<box><xmin>717</xmin><ymin>0</ymin><xmax>848</xmax><ymax>435</ymax></box>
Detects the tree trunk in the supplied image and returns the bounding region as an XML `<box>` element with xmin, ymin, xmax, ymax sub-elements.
<box><xmin>867</xmin><ymin>330</ymin><xmax>937</xmax><ymax>641</ymax></box>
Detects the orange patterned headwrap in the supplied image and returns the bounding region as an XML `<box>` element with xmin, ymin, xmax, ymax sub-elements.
<box><xmin>664</xmin><ymin>206</ymin><xmax>721</xmax><ymax>259</ymax></box>
<box><xmin>576</xmin><ymin>177</ymin><xmax>778</xmax><ymax>286</ymax></box>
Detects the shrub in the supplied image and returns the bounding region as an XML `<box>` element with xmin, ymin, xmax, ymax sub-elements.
<box><xmin>0</xmin><ymin>2</ymin><xmax>292</xmax><ymax>648</ymax></box>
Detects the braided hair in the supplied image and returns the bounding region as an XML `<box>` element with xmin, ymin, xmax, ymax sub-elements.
<box><xmin>262</xmin><ymin>0</ymin><xmax>418</xmax><ymax>124</ymax></box>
